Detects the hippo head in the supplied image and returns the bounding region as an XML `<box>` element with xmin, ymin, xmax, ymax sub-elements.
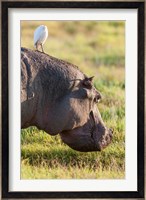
<box><xmin>59</xmin><ymin>77</ymin><xmax>113</xmax><ymax>152</ymax></box>
<box><xmin>21</xmin><ymin>48</ymin><xmax>113</xmax><ymax>152</ymax></box>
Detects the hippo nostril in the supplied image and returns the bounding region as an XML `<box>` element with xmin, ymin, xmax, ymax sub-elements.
<box><xmin>94</xmin><ymin>91</ymin><xmax>102</xmax><ymax>103</ymax></box>
<box><xmin>110</xmin><ymin>128</ymin><xmax>113</xmax><ymax>133</ymax></box>
<box><xmin>109</xmin><ymin>128</ymin><xmax>113</xmax><ymax>138</ymax></box>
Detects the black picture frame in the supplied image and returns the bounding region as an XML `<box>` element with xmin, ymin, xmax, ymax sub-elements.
<box><xmin>2</xmin><ymin>1</ymin><xmax>145</xmax><ymax>199</ymax></box>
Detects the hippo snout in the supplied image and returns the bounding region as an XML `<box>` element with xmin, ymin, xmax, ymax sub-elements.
<box><xmin>60</xmin><ymin>123</ymin><xmax>113</xmax><ymax>152</ymax></box>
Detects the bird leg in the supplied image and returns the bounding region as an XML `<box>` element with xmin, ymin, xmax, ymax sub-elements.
<box><xmin>41</xmin><ymin>44</ymin><xmax>44</xmax><ymax>53</ymax></box>
<box><xmin>35</xmin><ymin>42</ymin><xmax>39</xmax><ymax>51</ymax></box>
<box><xmin>36</xmin><ymin>43</ymin><xmax>39</xmax><ymax>51</ymax></box>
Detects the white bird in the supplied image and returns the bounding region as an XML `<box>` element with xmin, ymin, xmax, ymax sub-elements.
<box><xmin>34</xmin><ymin>25</ymin><xmax>48</xmax><ymax>53</ymax></box>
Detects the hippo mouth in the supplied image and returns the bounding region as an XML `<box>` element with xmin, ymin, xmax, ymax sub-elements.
<box><xmin>60</xmin><ymin>110</ymin><xmax>113</xmax><ymax>152</ymax></box>
<box><xmin>89</xmin><ymin>110</ymin><xmax>96</xmax><ymax>139</ymax></box>
<box><xmin>89</xmin><ymin>110</ymin><xmax>113</xmax><ymax>150</ymax></box>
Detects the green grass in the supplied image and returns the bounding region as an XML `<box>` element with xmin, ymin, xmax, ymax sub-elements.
<box><xmin>21</xmin><ymin>128</ymin><xmax>124</xmax><ymax>179</ymax></box>
<box><xmin>21</xmin><ymin>21</ymin><xmax>125</xmax><ymax>179</ymax></box>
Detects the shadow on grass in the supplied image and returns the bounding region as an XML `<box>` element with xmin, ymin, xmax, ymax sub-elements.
<box><xmin>21</xmin><ymin>144</ymin><xmax>124</xmax><ymax>170</ymax></box>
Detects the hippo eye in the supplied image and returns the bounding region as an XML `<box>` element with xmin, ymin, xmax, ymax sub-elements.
<box><xmin>83</xmin><ymin>81</ymin><xmax>92</xmax><ymax>89</ymax></box>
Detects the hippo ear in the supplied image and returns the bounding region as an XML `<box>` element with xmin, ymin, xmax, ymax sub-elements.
<box><xmin>88</xmin><ymin>76</ymin><xmax>94</xmax><ymax>82</ymax></box>
<box><xmin>82</xmin><ymin>76</ymin><xmax>94</xmax><ymax>88</ymax></box>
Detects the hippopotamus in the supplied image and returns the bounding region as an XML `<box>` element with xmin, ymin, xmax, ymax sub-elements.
<box><xmin>21</xmin><ymin>47</ymin><xmax>113</xmax><ymax>152</ymax></box>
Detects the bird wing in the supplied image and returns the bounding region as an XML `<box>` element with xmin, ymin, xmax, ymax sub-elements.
<box><xmin>34</xmin><ymin>26</ymin><xmax>42</xmax><ymax>46</ymax></box>
<box><xmin>34</xmin><ymin>26</ymin><xmax>48</xmax><ymax>46</ymax></box>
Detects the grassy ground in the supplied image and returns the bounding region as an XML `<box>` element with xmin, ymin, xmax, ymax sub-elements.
<box><xmin>21</xmin><ymin>21</ymin><xmax>125</xmax><ymax>179</ymax></box>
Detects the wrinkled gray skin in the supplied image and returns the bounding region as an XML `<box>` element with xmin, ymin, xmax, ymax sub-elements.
<box><xmin>21</xmin><ymin>47</ymin><xmax>113</xmax><ymax>152</ymax></box>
